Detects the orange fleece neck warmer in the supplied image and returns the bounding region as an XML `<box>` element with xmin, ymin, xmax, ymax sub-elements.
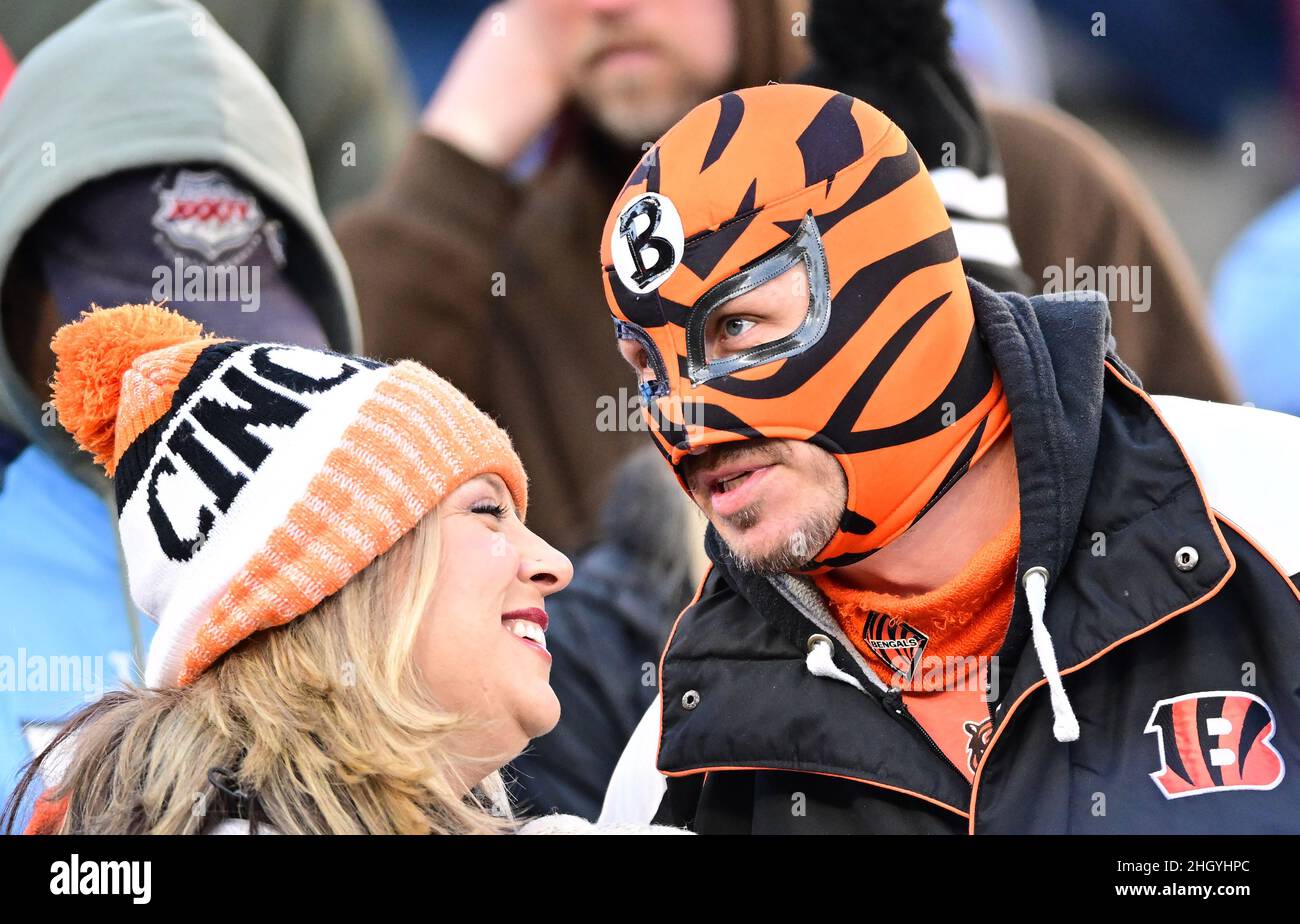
<box><xmin>815</xmin><ymin>509</ymin><xmax>1020</xmax><ymax>689</ymax></box>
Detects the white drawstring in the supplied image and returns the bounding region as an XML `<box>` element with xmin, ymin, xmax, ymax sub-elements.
<box><xmin>802</xmin><ymin>572</ymin><xmax>1080</xmax><ymax>743</ymax></box>
<box><xmin>1023</xmin><ymin>566</ymin><xmax>1080</xmax><ymax>742</ymax></box>
<box><xmin>805</xmin><ymin>635</ymin><xmax>867</xmax><ymax>694</ymax></box>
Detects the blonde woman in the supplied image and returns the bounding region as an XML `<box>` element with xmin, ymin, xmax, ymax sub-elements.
<box><xmin>3</xmin><ymin>304</ymin><xmax>668</xmax><ymax>835</ymax></box>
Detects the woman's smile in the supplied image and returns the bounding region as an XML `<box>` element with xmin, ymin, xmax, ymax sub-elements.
<box><xmin>502</xmin><ymin>607</ymin><xmax>550</xmax><ymax>660</ymax></box>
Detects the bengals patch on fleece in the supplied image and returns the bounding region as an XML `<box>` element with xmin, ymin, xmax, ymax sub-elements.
<box><xmin>51</xmin><ymin>304</ymin><xmax>527</xmax><ymax>687</ymax></box>
<box><xmin>862</xmin><ymin>610</ymin><xmax>928</xmax><ymax>682</ymax></box>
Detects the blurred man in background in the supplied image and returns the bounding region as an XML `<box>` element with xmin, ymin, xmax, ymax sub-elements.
<box><xmin>335</xmin><ymin>0</ymin><xmax>807</xmax><ymax>820</ymax></box>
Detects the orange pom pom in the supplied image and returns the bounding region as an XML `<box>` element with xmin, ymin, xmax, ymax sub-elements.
<box><xmin>51</xmin><ymin>304</ymin><xmax>211</xmax><ymax>473</ymax></box>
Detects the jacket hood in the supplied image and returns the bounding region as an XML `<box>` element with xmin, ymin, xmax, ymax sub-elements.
<box><xmin>970</xmin><ymin>280</ymin><xmax>1114</xmax><ymax>684</ymax></box>
<box><xmin>0</xmin><ymin>0</ymin><xmax>361</xmax><ymax>480</ymax></box>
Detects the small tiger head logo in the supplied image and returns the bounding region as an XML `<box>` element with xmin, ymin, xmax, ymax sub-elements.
<box><xmin>964</xmin><ymin>717</ymin><xmax>993</xmax><ymax>773</ymax></box>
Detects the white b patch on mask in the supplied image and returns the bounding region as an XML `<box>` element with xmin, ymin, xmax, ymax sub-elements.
<box><xmin>612</xmin><ymin>192</ymin><xmax>685</xmax><ymax>294</ymax></box>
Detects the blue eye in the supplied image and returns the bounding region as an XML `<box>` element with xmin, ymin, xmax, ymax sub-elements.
<box><xmin>721</xmin><ymin>316</ymin><xmax>756</xmax><ymax>339</ymax></box>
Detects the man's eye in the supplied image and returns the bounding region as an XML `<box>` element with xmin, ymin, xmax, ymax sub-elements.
<box><xmin>721</xmin><ymin>317</ymin><xmax>756</xmax><ymax>340</ymax></box>
<box><xmin>620</xmin><ymin>341</ymin><xmax>651</xmax><ymax>377</ymax></box>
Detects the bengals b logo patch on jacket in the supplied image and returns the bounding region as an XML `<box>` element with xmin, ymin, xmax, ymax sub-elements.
<box><xmin>1144</xmin><ymin>691</ymin><xmax>1285</xmax><ymax>799</ymax></box>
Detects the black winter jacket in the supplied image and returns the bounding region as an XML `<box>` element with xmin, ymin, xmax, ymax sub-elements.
<box><xmin>601</xmin><ymin>281</ymin><xmax>1300</xmax><ymax>834</ymax></box>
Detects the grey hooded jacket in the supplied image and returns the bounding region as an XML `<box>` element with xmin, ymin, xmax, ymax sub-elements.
<box><xmin>0</xmin><ymin>0</ymin><xmax>361</xmax><ymax>487</ymax></box>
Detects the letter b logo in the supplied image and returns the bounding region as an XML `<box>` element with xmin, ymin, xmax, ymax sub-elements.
<box><xmin>612</xmin><ymin>192</ymin><xmax>684</xmax><ymax>294</ymax></box>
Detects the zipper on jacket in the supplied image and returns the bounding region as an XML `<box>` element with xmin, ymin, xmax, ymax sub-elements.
<box><xmin>880</xmin><ymin>688</ymin><xmax>970</xmax><ymax>784</ymax></box>
<box><xmin>772</xmin><ymin>573</ymin><xmax>973</xmax><ymax>786</ymax></box>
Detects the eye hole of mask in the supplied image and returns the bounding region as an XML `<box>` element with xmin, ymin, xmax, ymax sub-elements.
<box><xmin>703</xmin><ymin>260</ymin><xmax>810</xmax><ymax>363</ymax></box>
<box><xmin>686</xmin><ymin>211</ymin><xmax>830</xmax><ymax>386</ymax></box>
<box><xmin>613</xmin><ymin>318</ymin><xmax>670</xmax><ymax>401</ymax></box>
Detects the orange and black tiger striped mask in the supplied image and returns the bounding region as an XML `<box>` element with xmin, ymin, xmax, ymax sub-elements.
<box><xmin>599</xmin><ymin>84</ymin><xmax>1010</xmax><ymax>570</ymax></box>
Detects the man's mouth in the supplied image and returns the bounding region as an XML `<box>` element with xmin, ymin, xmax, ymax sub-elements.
<box><xmin>588</xmin><ymin>40</ymin><xmax>661</xmax><ymax>72</ymax></box>
<box><xmin>712</xmin><ymin>468</ymin><xmax>759</xmax><ymax>494</ymax></box>
<box><xmin>701</xmin><ymin>463</ymin><xmax>776</xmax><ymax>518</ymax></box>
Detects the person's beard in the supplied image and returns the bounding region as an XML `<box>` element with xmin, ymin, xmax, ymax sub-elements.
<box><xmin>682</xmin><ymin>440</ymin><xmax>843</xmax><ymax>576</ymax></box>
<box><xmin>571</xmin><ymin>30</ymin><xmax>725</xmax><ymax>148</ymax></box>
<box><xmin>577</xmin><ymin>77</ymin><xmax>696</xmax><ymax>148</ymax></box>
<box><xmin>718</xmin><ymin>499</ymin><xmax>840</xmax><ymax>576</ymax></box>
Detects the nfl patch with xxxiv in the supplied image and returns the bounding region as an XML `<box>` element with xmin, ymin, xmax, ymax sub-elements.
<box><xmin>152</xmin><ymin>167</ymin><xmax>273</xmax><ymax>265</ymax></box>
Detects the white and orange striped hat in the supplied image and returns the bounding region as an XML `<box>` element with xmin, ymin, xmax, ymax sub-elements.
<box><xmin>50</xmin><ymin>304</ymin><xmax>528</xmax><ymax>688</ymax></box>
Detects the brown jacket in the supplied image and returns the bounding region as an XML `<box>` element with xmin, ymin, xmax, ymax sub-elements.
<box><xmin>332</xmin><ymin>1</ymin><xmax>806</xmax><ymax>550</ymax></box>
<box><xmin>987</xmin><ymin>99</ymin><xmax>1237</xmax><ymax>403</ymax></box>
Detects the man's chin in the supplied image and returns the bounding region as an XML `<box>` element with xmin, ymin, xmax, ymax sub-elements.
<box><xmin>708</xmin><ymin>499</ymin><xmax>843</xmax><ymax>574</ymax></box>
<box><xmin>580</xmin><ymin>84</ymin><xmax>698</xmax><ymax>148</ymax></box>
<box><xmin>714</xmin><ymin>520</ymin><xmax>806</xmax><ymax>575</ymax></box>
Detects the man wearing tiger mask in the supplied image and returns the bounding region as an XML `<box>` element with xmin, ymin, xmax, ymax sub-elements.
<box><xmin>597</xmin><ymin>83</ymin><xmax>1300</xmax><ymax>833</ymax></box>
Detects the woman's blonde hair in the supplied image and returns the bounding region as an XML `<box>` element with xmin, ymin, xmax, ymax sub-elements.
<box><xmin>4</xmin><ymin>509</ymin><xmax>514</xmax><ymax>835</ymax></box>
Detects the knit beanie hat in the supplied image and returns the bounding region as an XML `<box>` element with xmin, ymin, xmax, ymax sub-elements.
<box><xmin>50</xmin><ymin>304</ymin><xmax>528</xmax><ymax>688</ymax></box>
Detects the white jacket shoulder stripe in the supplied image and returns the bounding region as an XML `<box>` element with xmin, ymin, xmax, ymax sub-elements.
<box><xmin>599</xmin><ymin>697</ymin><xmax>666</xmax><ymax>827</ymax></box>
<box><xmin>1154</xmin><ymin>395</ymin><xmax>1300</xmax><ymax>577</ymax></box>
